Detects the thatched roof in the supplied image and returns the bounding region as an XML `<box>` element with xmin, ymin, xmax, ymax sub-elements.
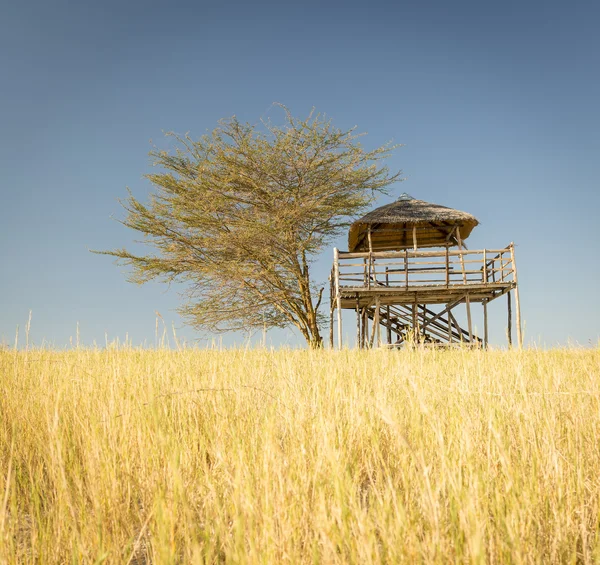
<box><xmin>348</xmin><ymin>193</ymin><xmax>479</xmax><ymax>252</ymax></box>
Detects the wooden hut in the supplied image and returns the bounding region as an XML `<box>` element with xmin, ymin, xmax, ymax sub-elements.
<box><xmin>330</xmin><ymin>193</ymin><xmax>522</xmax><ymax>348</ymax></box>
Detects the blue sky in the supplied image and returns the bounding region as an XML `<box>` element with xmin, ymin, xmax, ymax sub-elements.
<box><xmin>1</xmin><ymin>0</ymin><xmax>599</xmax><ymax>348</ymax></box>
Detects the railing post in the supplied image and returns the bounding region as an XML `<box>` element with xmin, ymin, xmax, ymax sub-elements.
<box><xmin>404</xmin><ymin>249</ymin><xmax>409</xmax><ymax>289</ymax></box>
<box><xmin>457</xmin><ymin>226</ymin><xmax>467</xmax><ymax>284</ymax></box>
<box><xmin>333</xmin><ymin>248</ymin><xmax>342</xmax><ymax>349</ymax></box>
<box><xmin>445</xmin><ymin>246</ymin><xmax>450</xmax><ymax>287</ymax></box>
<box><xmin>460</xmin><ymin>249</ymin><xmax>467</xmax><ymax>284</ymax></box>
<box><xmin>483</xmin><ymin>249</ymin><xmax>487</xmax><ymax>283</ymax></box>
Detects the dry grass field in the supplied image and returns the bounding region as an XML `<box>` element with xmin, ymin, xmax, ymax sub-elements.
<box><xmin>1</xmin><ymin>346</ymin><xmax>600</xmax><ymax>563</ymax></box>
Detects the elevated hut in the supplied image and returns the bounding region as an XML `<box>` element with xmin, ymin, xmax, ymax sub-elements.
<box><xmin>330</xmin><ymin>193</ymin><xmax>522</xmax><ymax>348</ymax></box>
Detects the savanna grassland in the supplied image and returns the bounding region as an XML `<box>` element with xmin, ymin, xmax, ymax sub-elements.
<box><xmin>1</xmin><ymin>347</ymin><xmax>600</xmax><ymax>564</ymax></box>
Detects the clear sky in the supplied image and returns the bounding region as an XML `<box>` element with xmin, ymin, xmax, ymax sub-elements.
<box><xmin>1</xmin><ymin>0</ymin><xmax>599</xmax><ymax>348</ymax></box>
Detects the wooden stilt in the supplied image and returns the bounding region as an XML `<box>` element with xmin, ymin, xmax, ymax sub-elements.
<box><xmin>385</xmin><ymin>269</ymin><xmax>392</xmax><ymax>344</ymax></box>
<box><xmin>447</xmin><ymin>303</ymin><xmax>453</xmax><ymax>343</ymax></box>
<box><xmin>514</xmin><ymin>286</ymin><xmax>522</xmax><ymax>348</ymax></box>
<box><xmin>329</xmin><ymin>307</ymin><xmax>334</xmax><ymax>348</ymax></box>
<box><xmin>329</xmin><ymin>275</ymin><xmax>334</xmax><ymax>349</ymax></box>
<box><xmin>369</xmin><ymin>303</ymin><xmax>380</xmax><ymax>349</ymax></box>
<box><xmin>376</xmin><ymin>297</ymin><xmax>382</xmax><ymax>347</ymax></box>
<box><xmin>366</xmin><ymin>307</ymin><xmax>370</xmax><ymax>349</ymax></box>
<box><xmin>336</xmin><ymin>299</ymin><xmax>342</xmax><ymax>349</ymax></box>
<box><xmin>483</xmin><ymin>300</ymin><xmax>488</xmax><ymax>349</ymax></box>
<box><xmin>466</xmin><ymin>293</ymin><xmax>473</xmax><ymax>344</ymax></box>
<box><xmin>361</xmin><ymin>307</ymin><xmax>367</xmax><ymax>349</ymax></box>
<box><xmin>507</xmin><ymin>291</ymin><xmax>512</xmax><ymax>348</ymax></box>
<box><xmin>333</xmin><ymin>248</ymin><xmax>342</xmax><ymax>349</ymax></box>
<box><xmin>356</xmin><ymin>297</ymin><xmax>361</xmax><ymax>349</ymax></box>
<box><xmin>510</xmin><ymin>243</ymin><xmax>523</xmax><ymax>348</ymax></box>
<box><xmin>412</xmin><ymin>299</ymin><xmax>419</xmax><ymax>344</ymax></box>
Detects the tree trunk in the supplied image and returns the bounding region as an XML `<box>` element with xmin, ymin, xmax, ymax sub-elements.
<box><xmin>297</xmin><ymin>258</ymin><xmax>324</xmax><ymax>348</ymax></box>
<box><xmin>307</xmin><ymin>320</ymin><xmax>323</xmax><ymax>349</ymax></box>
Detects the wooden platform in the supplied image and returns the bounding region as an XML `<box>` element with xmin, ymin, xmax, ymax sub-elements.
<box><xmin>330</xmin><ymin>244</ymin><xmax>522</xmax><ymax>348</ymax></box>
<box><xmin>338</xmin><ymin>282</ymin><xmax>514</xmax><ymax>308</ymax></box>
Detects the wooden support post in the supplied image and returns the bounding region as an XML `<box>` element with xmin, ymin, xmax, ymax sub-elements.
<box><xmin>514</xmin><ymin>286</ymin><xmax>522</xmax><ymax>348</ymax></box>
<box><xmin>329</xmin><ymin>274</ymin><xmax>334</xmax><ymax>348</ymax></box>
<box><xmin>361</xmin><ymin>308</ymin><xmax>366</xmax><ymax>349</ymax></box>
<box><xmin>375</xmin><ymin>296</ymin><xmax>381</xmax><ymax>347</ymax></box>
<box><xmin>356</xmin><ymin>297</ymin><xmax>361</xmax><ymax>349</ymax></box>
<box><xmin>465</xmin><ymin>293</ymin><xmax>473</xmax><ymax>344</ymax></box>
<box><xmin>404</xmin><ymin>249</ymin><xmax>409</xmax><ymax>289</ymax></box>
<box><xmin>445</xmin><ymin>245</ymin><xmax>450</xmax><ymax>287</ymax></box>
<box><xmin>507</xmin><ymin>291</ymin><xmax>513</xmax><ymax>348</ymax></box>
<box><xmin>333</xmin><ymin>248</ymin><xmax>342</xmax><ymax>349</ymax></box>
<box><xmin>369</xmin><ymin>303</ymin><xmax>380</xmax><ymax>349</ymax></box>
<box><xmin>412</xmin><ymin>299</ymin><xmax>419</xmax><ymax>344</ymax></box>
<box><xmin>386</xmin><ymin>269</ymin><xmax>392</xmax><ymax>344</ymax></box>
<box><xmin>413</xmin><ymin>225</ymin><xmax>418</xmax><ymax>251</ymax></box>
<box><xmin>510</xmin><ymin>243</ymin><xmax>523</xmax><ymax>348</ymax></box>
<box><xmin>483</xmin><ymin>300</ymin><xmax>488</xmax><ymax>349</ymax></box>
<box><xmin>329</xmin><ymin>306</ymin><xmax>334</xmax><ymax>348</ymax></box>
<box><xmin>447</xmin><ymin>302</ymin><xmax>453</xmax><ymax>344</ymax></box>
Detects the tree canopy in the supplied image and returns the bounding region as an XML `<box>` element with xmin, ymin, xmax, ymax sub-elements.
<box><xmin>97</xmin><ymin>107</ymin><xmax>401</xmax><ymax>347</ymax></box>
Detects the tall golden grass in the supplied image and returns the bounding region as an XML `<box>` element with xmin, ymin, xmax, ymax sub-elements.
<box><xmin>1</xmin><ymin>346</ymin><xmax>599</xmax><ymax>563</ymax></box>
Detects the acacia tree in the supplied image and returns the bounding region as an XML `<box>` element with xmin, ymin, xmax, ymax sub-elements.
<box><xmin>98</xmin><ymin>108</ymin><xmax>401</xmax><ymax>347</ymax></box>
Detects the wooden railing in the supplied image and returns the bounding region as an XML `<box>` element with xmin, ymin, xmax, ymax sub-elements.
<box><xmin>335</xmin><ymin>244</ymin><xmax>516</xmax><ymax>289</ymax></box>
